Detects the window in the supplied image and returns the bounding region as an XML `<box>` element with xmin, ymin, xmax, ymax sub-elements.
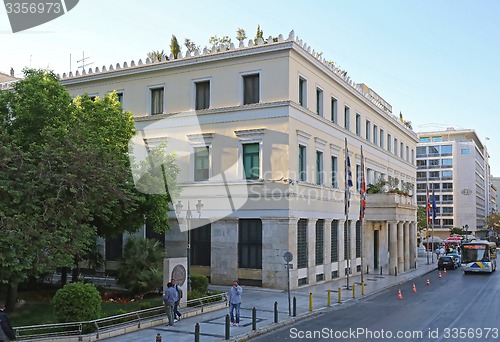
<box><xmin>442</xmin><ymin>183</ymin><xmax>453</xmax><ymax>191</ymax></box>
<box><xmin>443</xmin><ymin>219</ymin><xmax>454</xmax><ymax>226</ymax></box>
<box><xmin>420</xmin><ymin>137</ymin><xmax>430</xmax><ymax>143</ymax></box>
<box><xmin>417</xmin><ymin>146</ymin><xmax>426</xmax><ymax>156</ymax></box>
<box><xmin>331</xmin><ymin>156</ymin><xmax>338</xmax><ymax>188</ymax></box>
<box><xmin>461</xmin><ymin>148</ymin><xmax>470</xmax><ymax>154</ymax></box>
<box><xmin>417</xmin><ymin>160</ymin><xmax>427</xmax><ymax>168</ymax></box>
<box><xmin>417</xmin><ymin>171</ymin><xmax>426</xmax><ymax>179</ymax></box>
<box><xmin>195</xmin><ymin>81</ymin><xmax>210</xmax><ymax>110</ymax></box>
<box><xmin>394</xmin><ymin>138</ymin><xmax>398</xmax><ymax>156</ymax></box>
<box><xmin>429</xmin><ymin>159</ymin><xmax>439</xmax><ymax>167</ymax></box>
<box><xmin>380</xmin><ymin>129</ymin><xmax>384</xmax><ymax>148</ymax></box>
<box><xmin>432</xmin><ymin>136</ymin><xmax>442</xmax><ymax>142</ymax></box>
<box><xmin>387</xmin><ymin>133</ymin><xmax>392</xmax><ymax>152</ymax></box>
<box><xmin>442</xmin><ymin>159</ymin><xmax>452</xmax><ymax>167</ymax></box>
<box><xmin>344</xmin><ymin>106</ymin><xmax>350</xmax><ymax>130</ymax></box>
<box><xmin>365</xmin><ymin>120</ymin><xmax>371</xmax><ymax>142</ymax></box>
<box><xmin>116</xmin><ymin>92</ymin><xmax>123</xmax><ymax>106</ymax></box>
<box><xmin>411</xmin><ymin>149</ymin><xmax>414</xmax><ymax>164</ymax></box>
<box><xmin>441</xmin><ymin>145</ymin><xmax>452</xmax><ymax>155</ymax></box>
<box><xmin>331</xmin><ymin>97</ymin><xmax>338</xmax><ymax>123</ymax></box>
<box><xmin>297</xmin><ymin>219</ymin><xmax>308</xmax><ymax>269</ymax></box>
<box><xmin>299</xmin><ymin>145</ymin><xmax>307</xmax><ymax>182</ymax></box>
<box><xmin>238</xmin><ymin>219</ymin><xmax>262</xmax><ymax>269</ymax></box>
<box><xmin>316</xmin><ymin>88</ymin><xmax>323</xmax><ymax>115</ymax></box>
<box><xmin>373</xmin><ymin>125</ymin><xmax>378</xmax><ymax>145</ymax></box>
<box><xmin>243</xmin><ymin>143</ymin><xmax>260</xmax><ymax>179</ymax></box>
<box><xmin>356</xmin><ymin>221</ymin><xmax>361</xmax><ymax>258</ymax></box>
<box><xmin>194</xmin><ymin>146</ymin><xmax>209</xmax><ymax>181</ymax></box>
<box><xmin>315</xmin><ymin>220</ymin><xmax>324</xmax><ymax>265</ymax></box>
<box><xmin>356</xmin><ymin>164</ymin><xmax>361</xmax><ymax>191</ymax></box>
<box><xmin>406</xmin><ymin>146</ymin><xmax>409</xmax><ymax>161</ymax></box>
<box><xmin>243</xmin><ymin>74</ymin><xmax>259</xmax><ymax>104</ymax></box>
<box><xmin>150</xmin><ymin>87</ymin><xmax>164</xmax><ymax>114</ymax></box>
<box><xmin>331</xmin><ymin>220</ymin><xmax>339</xmax><ymax>262</ymax></box>
<box><xmin>442</xmin><ymin>170</ymin><xmax>453</xmax><ymax>179</ymax></box>
<box><xmin>299</xmin><ymin>77</ymin><xmax>307</xmax><ymax>107</ymax></box>
<box><xmin>442</xmin><ymin>194</ymin><xmax>453</xmax><ymax>203</ymax></box>
<box><xmin>429</xmin><ymin>146</ymin><xmax>439</xmax><ymax>155</ymax></box>
<box><xmin>316</xmin><ymin>151</ymin><xmax>323</xmax><ymax>185</ymax></box>
<box><xmin>191</xmin><ymin>224</ymin><xmax>211</xmax><ymax>266</ymax></box>
<box><xmin>355</xmin><ymin>113</ymin><xmax>362</xmax><ymax>136</ymax></box>
<box><xmin>429</xmin><ymin>171</ymin><xmax>439</xmax><ymax>179</ymax></box>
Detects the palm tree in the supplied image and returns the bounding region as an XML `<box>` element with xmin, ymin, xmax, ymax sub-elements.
<box><xmin>147</xmin><ymin>50</ymin><xmax>167</xmax><ymax>62</ymax></box>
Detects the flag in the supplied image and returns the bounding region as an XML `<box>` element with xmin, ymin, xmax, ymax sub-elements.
<box><xmin>426</xmin><ymin>183</ymin><xmax>431</xmax><ymax>225</ymax></box>
<box><xmin>345</xmin><ymin>139</ymin><xmax>353</xmax><ymax>215</ymax></box>
<box><xmin>359</xmin><ymin>147</ymin><xmax>366</xmax><ymax>222</ymax></box>
<box><xmin>432</xmin><ymin>186</ymin><xmax>437</xmax><ymax>224</ymax></box>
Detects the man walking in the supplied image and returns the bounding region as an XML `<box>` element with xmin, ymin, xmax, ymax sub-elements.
<box><xmin>228</xmin><ymin>280</ymin><xmax>243</xmax><ymax>326</ymax></box>
<box><xmin>0</xmin><ymin>302</ymin><xmax>15</xmax><ymax>342</ymax></box>
<box><xmin>163</xmin><ymin>282</ymin><xmax>178</xmax><ymax>326</ymax></box>
<box><xmin>171</xmin><ymin>278</ymin><xmax>183</xmax><ymax>321</ymax></box>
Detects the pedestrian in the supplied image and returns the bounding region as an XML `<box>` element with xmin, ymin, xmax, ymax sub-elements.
<box><xmin>163</xmin><ymin>282</ymin><xmax>178</xmax><ymax>326</ymax></box>
<box><xmin>171</xmin><ymin>278</ymin><xmax>183</xmax><ymax>322</ymax></box>
<box><xmin>228</xmin><ymin>280</ymin><xmax>243</xmax><ymax>327</ymax></box>
<box><xmin>435</xmin><ymin>247</ymin><xmax>440</xmax><ymax>259</ymax></box>
<box><xmin>0</xmin><ymin>302</ymin><xmax>15</xmax><ymax>342</ymax></box>
<box><xmin>439</xmin><ymin>246</ymin><xmax>445</xmax><ymax>256</ymax></box>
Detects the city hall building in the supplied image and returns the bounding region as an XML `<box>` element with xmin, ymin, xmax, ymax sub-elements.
<box><xmin>60</xmin><ymin>31</ymin><xmax>418</xmax><ymax>290</ymax></box>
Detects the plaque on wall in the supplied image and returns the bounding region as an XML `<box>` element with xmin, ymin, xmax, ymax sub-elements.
<box><xmin>171</xmin><ymin>264</ymin><xmax>187</xmax><ymax>286</ymax></box>
<box><xmin>461</xmin><ymin>189</ymin><xmax>472</xmax><ymax>195</ymax></box>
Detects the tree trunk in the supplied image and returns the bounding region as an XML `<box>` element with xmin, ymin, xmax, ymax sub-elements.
<box><xmin>61</xmin><ymin>267</ymin><xmax>68</xmax><ymax>287</ymax></box>
<box><xmin>71</xmin><ymin>267</ymin><xmax>80</xmax><ymax>283</ymax></box>
<box><xmin>6</xmin><ymin>281</ymin><xmax>18</xmax><ymax>312</ymax></box>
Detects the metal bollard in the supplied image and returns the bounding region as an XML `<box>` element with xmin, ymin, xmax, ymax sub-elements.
<box><xmin>293</xmin><ymin>296</ymin><xmax>297</xmax><ymax>317</ymax></box>
<box><xmin>367</xmin><ymin>265</ymin><xmax>369</xmax><ymax>274</ymax></box>
<box><xmin>395</xmin><ymin>266</ymin><xmax>398</xmax><ymax>276</ymax></box>
<box><xmin>327</xmin><ymin>289</ymin><xmax>331</xmax><ymax>307</ymax></box>
<box><xmin>309</xmin><ymin>293</ymin><xmax>313</xmax><ymax>311</ymax></box>
<box><xmin>225</xmin><ymin>314</ymin><xmax>230</xmax><ymax>340</ymax></box>
<box><xmin>274</xmin><ymin>302</ymin><xmax>278</xmax><ymax>323</ymax></box>
<box><xmin>338</xmin><ymin>287</ymin><xmax>342</xmax><ymax>304</ymax></box>
<box><xmin>156</xmin><ymin>333</ymin><xmax>161</xmax><ymax>342</ymax></box>
<box><xmin>380</xmin><ymin>266</ymin><xmax>383</xmax><ymax>275</ymax></box>
<box><xmin>361</xmin><ymin>282</ymin><xmax>365</xmax><ymax>296</ymax></box>
<box><xmin>252</xmin><ymin>307</ymin><xmax>257</xmax><ymax>330</ymax></box>
<box><xmin>195</xmin><ymin>323</ymin><xmax>200</xmax><ymax>342</ymax></box>
<box><xmin>352</xmin><ymin>284</ymin><xmax>356</xmax><ymax>298</ymax></box>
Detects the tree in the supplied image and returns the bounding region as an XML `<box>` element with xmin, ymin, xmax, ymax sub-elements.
<box><xmin>170</xmin><ymin>35</ymin><xmax>181</xmax><ymax>59</ymax></box>
<box><xmin>208</xmin><ymin>35</ymin><xmax>232</xmax><ymax>52</ymax></box>
<box><xmin>254</xmin><ymin>24</ymin><xmax>264</xmax><ymax>44</ymax></box>
<box><xmin>236</xmin><ymin>27</ymin><xmax>246</xmax><ymax>42</ymax></box>
<box><xmin>184</xmin><ymin>38</ymin><xmax>199</xmax><ymax>53</ymax></box>
<box><xmin>0</xmin><ymin>70</ymin><xmax>177</xmax><ymax>309</ymax></box>
<box><xmin>487</xmin><ymin>212</ymin><xmax>500</xmax><ymax>233</ymax></box>
<box><xmin>117</xmin><ymin>237</ymin><xmax>165</xmax><ymax>294</ymax></box>
<box><xmin>147</xmin><ymin>50</ymin><xmax>167</xmax><ymax>62</ymax></box>
<box><xmin>449</xmin><ymin>227</ymin><xmax>466</xmax><ymax>235</ymax></box>
<box><xmin>417</xmin><ymin>206</ymin><xmax>428</xmax><ymax>237</ymax></box>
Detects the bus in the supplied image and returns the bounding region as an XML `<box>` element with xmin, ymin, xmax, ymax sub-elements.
<box><xmin>461</xmin><ymin>240</ymin><xmax>497</xmax><ymax>273</ymax></box>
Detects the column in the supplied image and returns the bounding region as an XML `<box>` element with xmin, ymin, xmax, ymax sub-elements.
<box><xmin>409</xmin><ymin>222</ymin><xmax>417</xmax><ymax>269</ymax></box>
<box><xmin>389</xmin><ymin>221</ymin><xmax>397</xmax><ymax>275</ymax></box>
<box><xmin>379</xmin><ymin>221</ymin><xmax>389</xmax><ymax>270</ymax></box>
<box><xmin>307</xmin><ymin>219</ymin><xmax>317</xmax><ymax>285</ymax></box>
<box><xmin>397</xmin><ymin>221</ymin><xmax>404</xmax><ymax>274</ymax></box>
<box><xmin>338</xmin><ymin>220</ymin><xmax>345</xmax><ymax>276</ymax></box>
<box><xmin>404</xmin><ymin>222</ymin><xmax>410</xmax><ymax>272</ymax></box>
<box><xmin>350</xmin><ymin>220</ymin><xmax>357</xmax><ymax>274</ymax></box>
<box><xmin>363</xmin><ymin>222</ymin><xmax>373</xmax><ymax>274</ymax></box>
<box><xmin>288</xmin><ymin>218</ymin><xmax>299</xmax><ymax>290</ymax></box>
<box><xmin>324</xmin><ymin>219</ymin><xmax>332</xmax><ymax>281</ymax></box>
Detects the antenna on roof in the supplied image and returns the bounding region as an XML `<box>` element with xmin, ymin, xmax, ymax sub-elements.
<box><xmin>77</xmin><ymin>51</ymin><xmax>93</xmax><ymax>70</ymax></box>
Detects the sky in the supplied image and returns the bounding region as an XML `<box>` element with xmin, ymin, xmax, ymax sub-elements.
<box><xmin>2</xmin><ymin>0</ymin><xmax>500</xmax><ymax>174</ymax></box>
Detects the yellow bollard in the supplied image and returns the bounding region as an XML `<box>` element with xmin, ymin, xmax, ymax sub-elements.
<box><xmin>309</xmin><ymin>292</ymin><xmax>313</xmax><ymax>311</ymax></box>
<box><xmin>327</xmin><ymin>289</ymin><xmax>331</xmax><ymax>307</ymax></box>
<box><xmin>338</xmin><ymin>287</ymin><xmax>342</xmax><ymax>304</ymax></box>
<box><xmin>352</xmin><ymin>284</ymin><xmax>356</xmax><ymax>298</ymax></box>
<box><xmin>361</xmin><ymin>282</ymin><xmax>365</xmax><ymax>296</ymax></box>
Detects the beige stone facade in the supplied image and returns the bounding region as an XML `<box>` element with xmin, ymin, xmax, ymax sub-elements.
<box><xmin>61</xmin><ymin>31</ymin><xmax>417</xmax><ymax>289</ymax></box>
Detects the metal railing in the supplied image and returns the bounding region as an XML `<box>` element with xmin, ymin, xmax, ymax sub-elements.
<box><xmin>14</xmin><ymin>292</ymin><xmax>227</xmax><ymax>341</ymax></box>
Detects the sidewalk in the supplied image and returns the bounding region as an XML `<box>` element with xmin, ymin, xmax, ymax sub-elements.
<box><xmin>103</xmin><ymin>257</ymin><xmax>436</xmax><ymax>341</ymax></box>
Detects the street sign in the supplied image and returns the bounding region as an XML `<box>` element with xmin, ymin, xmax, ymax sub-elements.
<box><xmin>284</xmin><ymin>264</ymin><xmax>294</xmax><ymax>269</ymax></box>
<box><xmin>283</xmin><ymin>251</ymin><xmax>293</xmax><ymax>262</ymax></box>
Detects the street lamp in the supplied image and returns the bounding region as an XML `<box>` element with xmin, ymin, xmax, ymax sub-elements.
<box><xmin>465</xmin><ymin>224</ymin><xmax>469</xmax><ymax>242</ymax></box>
<box><xmin>175</xmin><ymin>200</ymin><xmax>203</xmax><ymax>292</ymax></box>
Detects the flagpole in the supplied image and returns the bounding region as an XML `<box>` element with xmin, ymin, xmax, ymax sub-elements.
<box><xmin>359</xmin><ymin>146</ymin><xmax>365</xmax><ymax>284</ymax></box>
<box><xmin>426</xmin><ymin>181</ymin><xmax>430</xmax><ymax>265</ymax></box>
<box><xmin>345</xmin><ymin>138</ymin><xmax>350</xmax><ymax>290</ymax></box>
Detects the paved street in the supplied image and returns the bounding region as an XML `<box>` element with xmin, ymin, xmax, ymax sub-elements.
<box><xmin>251</xmin><ymin>268</ymin><xmax>500</xmax><ymax>341</ymax></box>
<box><xmin>102</xmin><ymin>257</ymin><xmax>436</xmax><ymax>341</ymax></box>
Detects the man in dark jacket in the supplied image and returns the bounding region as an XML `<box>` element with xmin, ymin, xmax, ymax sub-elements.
<box><xmin>0</xmin><ymin>302</ymin><xmax>15</xmax><ymax>342</ymax></box>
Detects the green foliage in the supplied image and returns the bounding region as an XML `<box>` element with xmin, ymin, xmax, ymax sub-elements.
<box><xmin>449</xmin><ymin>227</ymin><xmax>466</xmax><ymax>235</ymax></box>
<box><xmin>254</xmin><ymin>24</ymin><xmax>264</xmax><ymax>44</ymax></box>
<box><xmin>117</xmin><ymin>237</ymin><xmax>165</xmax><ymax>294</ymax></box>
<box><xmin>190</xmin><ymin>274</ymin><xmax>208</xmax><ymax>293</ymax></box>
<box><xmin>53</xmin><ymin>282</ymin><xmax>101</xmax><ymax>323</ymax></box>
<box><xmin>184</xmin><ymin>38</ymin><xmax>198</xmax><ymax>52</ymax></box>
<box><xmin>170</xmin><ymin>35</ymin><xmax>181</xmax><ymax>59</ymax></box>
<box><xmin>147</xmin><ymin>50</ymin><xmax>167</xmax><ymax>62</ymax></box>
<box><xmin>487</xmin><ymin>212</ymin><xmax>500</xmax><ymax>232</ymax></box>
<box><xmin>417</xmin><ymin>206</ymin><xmax>427</xmax><ymax>231</ymax></box>
<box><xmin>236</xmin><ymin>28</ymin><xmax>246</xmax><ymax>42</ymax></box>
<box><xmin>366</xmin><ymin>178</ymin><xmax>387</xmax><ymax>194</ymax></box>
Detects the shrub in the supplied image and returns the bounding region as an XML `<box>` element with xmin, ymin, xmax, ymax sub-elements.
<box><xmin>190</xmin><ymin>274</ymin><xmax>208</xmax><ymax>293</ymax></box>
<box><xmin>53</xmin><ymin>282</ymin><xmax>101</xmax><ymax>323</ymax></box>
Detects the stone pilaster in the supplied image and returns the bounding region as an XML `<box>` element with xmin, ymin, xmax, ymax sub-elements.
<box><xmin>324</xmin><ymin>219</ymin><xmax>332</xmax><ymax>281</ymax></box>
<box><xmin>397</xmin><ymin>221</ymin><xmax>404</xmax><ymax>274</ymax></box>
<box><xmin>389</xmin><ymin>221</ymin><xmax>397</xmax><ymax>275</ymax></box>
<box><xmin>210</xmin><ymin>218</ymin><xmax>239</xmax><ymax>285</ymax></box>
<box><xmin>409</xmin><ymin>222</ymin><xmax>417</xmax><ymax>269</ymax></box>
<box><xmin>307</xmin><ymin>218</ymin><xmax>318</xmax><ymax>285</ymax></box>
<box><xmin>404</xmin><ymin>221</ymin><xmax>410</xmax><ymax>272</ymax></box>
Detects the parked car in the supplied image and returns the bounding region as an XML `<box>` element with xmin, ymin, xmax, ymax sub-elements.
<box><xmin>438</xmin><ymin>256</ymin><xmax>458</xmax><ymax>270</ymax></box>
<box><xmin>447</xmin><ymin>253</ymin><xmax>461</xmax><ymax>267</ymax></box>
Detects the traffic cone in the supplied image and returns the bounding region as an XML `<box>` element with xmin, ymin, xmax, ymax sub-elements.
<box><xmin>443</xmin><ymin>268</ymin><xmax>447</xmax><ymax>275</ymax></box>
<box><xmin>397</xmin><ymin>289</ymin><xmax>403</xmax><ymax>300</ymax></box>
<box><xmin>412</xmin><ymin>283</ymin><xmax>417</xmax><ymax>293</ymax></box>
<box><xmin>438</xmin><ymin>271</ymin><xmax>442</xmax><ymax>278</ymax></box>
<box><xmin>426</xmin><ymin>278</ymin><xmax>431</xmax><ymax>286</ymax></box>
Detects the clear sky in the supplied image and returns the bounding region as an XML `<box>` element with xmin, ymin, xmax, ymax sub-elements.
<box><xmin>2</xmin><ymin>0</ymin><xmax>499</xmax><ymax>174</ymax></box>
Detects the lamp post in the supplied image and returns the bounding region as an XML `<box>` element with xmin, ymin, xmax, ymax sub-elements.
<box><xmin>175</xmin><ymin>200</ymin><xmax>204</xmax><ymax>292</ymax></box>
<box><xmin>465</xmin><ymin>224</ymin><xmax>469</xmax><ymax>242</ymax></box>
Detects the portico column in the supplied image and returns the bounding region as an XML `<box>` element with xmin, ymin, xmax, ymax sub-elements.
<box><xmin>338</xmin><ymin>220</ymin><xmax>345</xmax><ymax>275</ymax></box>
<box><xmin>409</xmin><ymin>222</ymin><xmax>417</xmax><ymax>269</ymax></box>
<box><xmin>397</xmin><ymin>221</ymin><xmax>404</xmax><ymax>274</ymax></box>
<box><xmin>324</xmin><ymin>219</ymin><xmax>332</xmax><ymax>281</ymax></box>
<box><xmin>404</xmin><ymin>221</ymin><xmax>410</xmax><ymax>272</ymax></box>
<box><xmin>389</xmin><ymin>221</ymin><xmax>397</xmax><ymax>275</ymax></box>
<box><xmin>307</xmin><ymin>219</ymin><xmax>318</xmax><ymax>285</ymax></box>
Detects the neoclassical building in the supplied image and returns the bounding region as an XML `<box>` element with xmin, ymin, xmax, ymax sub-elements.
<box><xmin>61</xmin><ymin>30</ymin><xmax>417</xmax><ymax>290</ymax></box>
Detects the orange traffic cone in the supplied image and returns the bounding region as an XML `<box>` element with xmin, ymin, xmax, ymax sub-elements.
<box><xmin>397</xmin><ymin>289</ymin><xmax>403</xmax><ymax>300</ymax></box>
<box><xmin>426</xmin><ymin>278</ymin><xmax>431</xmax><ymax>286</ymax></box>
<box><xmin>438</xmin><ymin>271</ymin><xmax>442</xmax><ymax>278</ymax></box>
<box><xmin>412</xmin><ymin>283</ymin><xmax>417</xmax><ymax>293</ymax></box>
<box><xmin>443</xmin><ymin>268</ymin><xmax>447</xmax><ymax>275</ymax></box>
